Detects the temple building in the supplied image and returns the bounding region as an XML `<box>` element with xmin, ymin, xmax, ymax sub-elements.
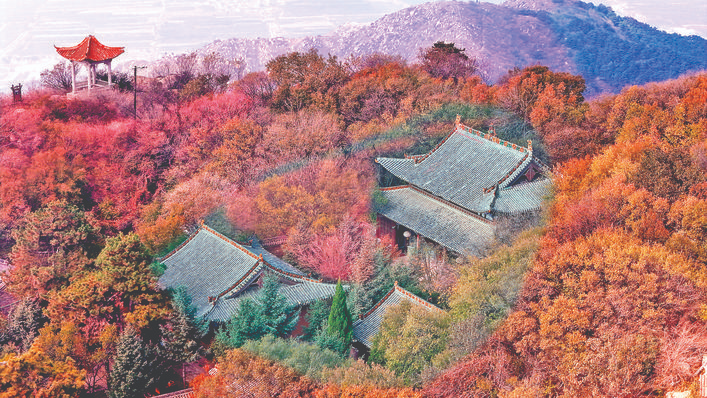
<box><xmin>352</xmin><ymin>282</ymin><xmax>444</xmax><ymax>357</ymax></box>
<box><xmin>55</xmin><ymin>35</ymin><xmax>124</xmax><ymax>94</ymax></box>
<box><xmin>375</xmin><ymin>116</ymin><xmax>551</xmax><ymax>256</ymax></box>
<box><xmin>158</xmin><ymin>224</ymin><xmax>339</xmax><ymax>324</ymax></box>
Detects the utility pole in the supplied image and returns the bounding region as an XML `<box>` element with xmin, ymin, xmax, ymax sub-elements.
<box><xmin>133</xmin><ymin>65</ymin><xmax>147</xmax><ymax>119</ymax></box>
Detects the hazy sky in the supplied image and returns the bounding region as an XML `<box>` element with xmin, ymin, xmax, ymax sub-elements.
<box><xmin>0</xmin><ymin>0</ymin><xmax>705</xmax><ymax>88</ymax></box>
<box><xmin>599</xmin><ymin>0</ymin><xmax>706</xmax><ymax>36</ymax></box>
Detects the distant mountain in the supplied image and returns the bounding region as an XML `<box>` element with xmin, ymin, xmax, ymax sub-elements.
<box><xmin>197</xmin><ymin>0</ymin><xmax>706</xmax><ymax>96</ymax></box>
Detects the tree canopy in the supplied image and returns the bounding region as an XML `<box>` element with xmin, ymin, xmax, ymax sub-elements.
<box><xmin>2</xmin><ymin>41</ymin><xmax>706</xmax><ymax>396</ymax></box>
<box><xmin>420</xmin><ymin>41</ymin><xmax>478</xmax><ymax>82</ymax></box>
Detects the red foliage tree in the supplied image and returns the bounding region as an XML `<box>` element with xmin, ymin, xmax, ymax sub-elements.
<box><xmin>287</xmin><ymin>216</ymin><xmax>372</xmax><ymax>281</ymax></box>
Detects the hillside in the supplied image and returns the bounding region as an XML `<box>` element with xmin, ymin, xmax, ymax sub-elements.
<box><xmin>425</xmin><ymin>72</ymin><xmax>707</xmax><ymax>397</ymax></box>
<box><xmin>2</xmin><ymin>33</ymin><xmax>706</xmax><ymax>394</ymax></box>
<box><xmin>198</xmin><ymin>0</ymin><xmax>706</xmax><ymax>96</ymax></box>
<box><xmin>0</xmin><ymin>49</ymin><xmax>545</xmax><ymax>396</ymax></box>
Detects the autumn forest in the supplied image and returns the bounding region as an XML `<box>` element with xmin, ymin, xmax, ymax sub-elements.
<box><xmin>1</xmin><ymin>42</ymin><xmax>706</xmax><ymax>397</ymax></box>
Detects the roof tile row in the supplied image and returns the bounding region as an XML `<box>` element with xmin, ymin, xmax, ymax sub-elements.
<box><xmin>378</xmin><ymin>185</ymin><xmax>496</xmax><ymax>256</ymax></box>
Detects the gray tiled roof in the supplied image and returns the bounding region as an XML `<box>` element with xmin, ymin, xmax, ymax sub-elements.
<box><xmin>494</xmin><ymin>178</ymin><xmax>553</xmax><ymax>214</ymax></box>
<box><xmin>150</xmin><ymin>389</ymin><xmax>194</xmax><ymax>398</ymax></box>
<box><xmin>159</xmin><ymin>225</ymin><xmax>338</xmax><ymax>322</ymax></box>
<box><xmin>159</xmin><ymin>226</ymin><xmax>262</xmax><ymax>319</ymax></box>
<box><xmin>352</xmin><ymin>284</ymin><xmax>444</xmax><ymax>348</ymax></box>
<box><xmin>378</xmin><ymin>186</ymin><xmax>495</xmax><ymax>257</ymax></box>
<box><xmin>376</xmin><ymin>125</ymin><xmax>548</xmax><ymax>214</ymax></box>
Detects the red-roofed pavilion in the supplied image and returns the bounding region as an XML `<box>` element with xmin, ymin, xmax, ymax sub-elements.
<box><xmin>55</xmin><ymin>35</ymin><xmax>124</xmax><ymax>94</ymax></box>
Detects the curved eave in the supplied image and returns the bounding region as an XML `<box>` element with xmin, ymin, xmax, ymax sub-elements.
<box><xmin>55</xmin><ymin>35</ymin><xmax>125</xmax><ymax>62</ymax></box>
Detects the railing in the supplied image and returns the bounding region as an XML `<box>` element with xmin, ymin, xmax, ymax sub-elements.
<box><xmin>67</xmin><ymin>80</ymin><xmax>114</xmax><ymax>98</ymax></box>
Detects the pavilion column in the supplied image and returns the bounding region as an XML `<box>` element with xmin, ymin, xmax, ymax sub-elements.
<box><xmin>86</xmin><ymin>62</ymin><xmax>91</xmax><ymax>92</ymax></box>
<box><xmin>70</xmin><ymin>61</ymin><xmax>76</xmax><ymax>94</ymax></box>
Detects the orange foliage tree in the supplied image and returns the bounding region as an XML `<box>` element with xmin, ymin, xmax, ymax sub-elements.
<box><xmin>192</xmin><ymin>349</ymin><xmax>318</xmax><ymax>398</ymax></box>
<box><xmin>46</xmin><ymin>233</ymin><xmax>169</xmax><ymax>334</ymax></box>
<box><xmin>266</xmin><ymin>49</ymin><xmax>348</xmax><ymax>113</ymax></box>
<box><xmin>262</xmin><ymin>110</ymin><xmax>345</xmax><ymax>163</ymax></box>
<box><xmin>252</xmin><ymin>157</ymin><xmax>373</xmax><ymax>238</ymax></box>
<box><xmin>191</xmin><ymin>348</ymin><xmax>422</xmax><ymax>398</ymax></box>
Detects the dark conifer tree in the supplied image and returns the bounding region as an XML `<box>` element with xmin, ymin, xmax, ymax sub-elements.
<box><xmin>326</xmin><ymin>281</ymin><xmax>353</xmax><ymax>352</ymax></box>
<box><xmin>217</xmin><ymin>273</ymin><xmax>297</xmax><ymax>348</ymax></box>
<box><xmin>159</xmin><ymin>310</ymin><xmax>202</xmax><ymax>387</ymax></box>
<box><xmin>303</xmin><ymin>298</ymin><xmax>331</xmax><ymax>341</ymax></box>
<box><xmin>259</xmin><ymin>273</ymin><xmax>297</xmax><ymax>337</ymax></box>
<box><xmin>419</xmin><ymin>41</ymin><xmax>478</xmax><ymax>83</ymax></box>
<box><xmin>108</xmin><ymin>328</ymin><xmax>159</xmax><ymax>398</ymax></box>
<box><xmin>170</xmin><ymin>285</ymin><xmax>208</xmax><ymax>336</ymax></box>
<box><xmin>3</xmin><ymin>298</ymin><xmax>46</xmax><ymax>352</ymax></box>
<box><xmin>217</xmin><ymin>298</ymin><xmax>264</xmax><ymax>348</ymax></box>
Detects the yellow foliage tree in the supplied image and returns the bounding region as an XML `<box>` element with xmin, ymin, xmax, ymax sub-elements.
<box><xmin>0</xmin><ymin>344</ymin><xmax>86</xmax><ymax>398</ymax></box>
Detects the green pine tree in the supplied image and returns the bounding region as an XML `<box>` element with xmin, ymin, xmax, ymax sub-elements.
<box><xmin>160</xmin><ymin>310</ymin><xmax>202</xmax><ymax>387</ymax></box>
<box><xmin>303</xmin><ymin>299</ymin><xmax>331</xmax><ymax>341</ymax></box>
<box><xmin>4</xmin><ymin>298</ymin><xmax>46</xmax><ymax>352</ymax></box>
<box><xmin>108</xmin><ymin>327</ymin><xmax>160</xmax><ymax>398</ymax></box>
<box><xmin>160</xmin><ymin>311</ymin><xmax>202</xmax><ymax>363</ymax></box>
<box><xmin>217</xmin><ymin>297</ymin><xmax>265</xmax><ymax>348</ymax></box>
<box><xmin>217</xmin><ymin>273</ymin><xmax>298</xmax><ymax>349</ymax></box>
<box><xmin>171</xmin><ymin>285</ymin><xmax>208</xmax><ymax>336</ymax></box>
<box><xmin>325</xmin><ymin>280</ymin><xmax>353</xmax><ymax>353</ymax></box>
<box><xmin>259</xmin><ymin>273</ymin><xmax>298</xmax><ymax>337</ymax></box>
<box><xmin>314</xmin><ymin>322</ymin><xmax>349</xmax><ymax>355</ymax></box>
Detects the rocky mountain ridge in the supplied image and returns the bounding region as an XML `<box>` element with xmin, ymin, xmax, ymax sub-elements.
<box><xmin>196</xmin><ymin>0</ymin><xmax>706</xmax><ymax>95</ymax></box>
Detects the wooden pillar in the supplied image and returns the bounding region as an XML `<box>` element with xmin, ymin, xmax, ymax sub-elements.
<box><xmin>70</xmin><ymin>61</ymin><xmax>76</xmax><ymax>94</ymax></box>
<box><xmin>86</xmin><ymin>62</ymin><xmax>91</xmax><ymax>93</ymax></box>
